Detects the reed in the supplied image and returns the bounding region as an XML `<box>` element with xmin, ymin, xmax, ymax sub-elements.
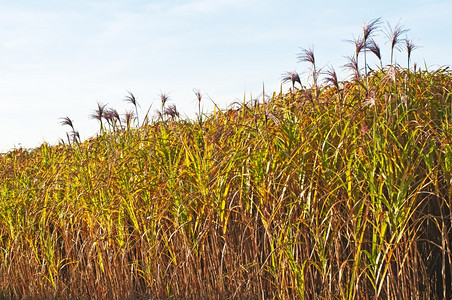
<box><xmin>0</xmin><ymin>18</ymin><xmax>451</xmax><ymax>299</ymax></box>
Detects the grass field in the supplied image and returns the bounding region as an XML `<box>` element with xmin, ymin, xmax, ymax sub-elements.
<box><xmin>1</xmin><ymin>19</ymin><xmax>451</xmax><ymax>299</ymax></box>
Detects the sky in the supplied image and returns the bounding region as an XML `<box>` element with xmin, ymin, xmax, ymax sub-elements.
<box><xmin>1</xmin><ymin>0</ymin><xmax>451</xmax><ymax>152</ymax></box>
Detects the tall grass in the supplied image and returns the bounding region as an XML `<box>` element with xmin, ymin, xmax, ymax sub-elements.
<box><xmin>1</xmin><ymin>20</ymin><xmax>451</xmax><ymax>299</ymax></box>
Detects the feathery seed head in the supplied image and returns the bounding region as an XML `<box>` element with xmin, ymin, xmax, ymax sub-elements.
<box><xmin>362</xmin><ymin>17</ymin><xmax>382</xmax><ymax>41</ymax></box>
<box><xmin>90</xmin><ymin>102</ymin><xmax>107</xmax><ymax>121</ymax></box>
<box><xmin>282</xmin><ymin>71</ymin><xmax>301</xmax><ymax>88</ymax></box>
<box><xmin>164</xmin><ymin>104</ymin><xmax>179</xmax><ymax>120</ymax></box>
<box><xmin>343</xmin><ymin>55</ymin><xmax>360</xmax><ymax>79</ymax></box>
<box><xmin>345</xmin><ymin>36</ymin><xmax>365</xmax><ymax>57</ymax></box>
<box><xmin>160</xmin><ymin>92</ymin><xmax>170</xmax><ymax>109</ymax></box>
<box><xmin>405</xmin><ymin>39</ymin><xmax>419</xmax><ymax>58</ymax></box>
<box><xmin>104</xmin><ymin>108</ymin><xmax>120</xmax><ymax>122</ymax></box>
<box><xmin>60</xmin><ymin>116</ymin><xmax>74</xmax><ymax>129</ymax></box>
<box><xmin>323</xmin><ymin>67</ymin><xmax>339</xmax><ymax>90</ymax></box>
<box><xmin>385</xmin><ymin>21</ymin><xmax>409</xmax><ymax>53</ymax></box>
<box><xmin>193</xmin><ymin>89</ymin><xmax>202</xmax><ymax>103</ymax></box>
<box><xmin>124</xmin><ymin>91</ymin><xmax>138</xmax><ymax>107</ymax></box>
<box><xmin>297</xmin><ymin>47</ymin><xmax>315</xmax><ymax>66</ymax></box>
<box><xmin>367</xmin><ymin>39</ymin><xmax>382</xmax><ymax>61</ymax></box>
<box><xmin>123</xmin><ymin>110</ymin><xmax>134</xmax><ymax>126</ymax></box>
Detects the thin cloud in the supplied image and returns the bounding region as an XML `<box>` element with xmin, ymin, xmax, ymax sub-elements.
<box><xmin>165</xmin><ymin>0</ymin><xmax>249</xmax><ymax>16</ymax></box>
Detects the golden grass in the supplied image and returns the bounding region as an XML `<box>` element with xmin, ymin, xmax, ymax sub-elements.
<box><xmin>1</xmin><ymin>65</ymin><xmax>451</xmax><ymax>299</ymax></box>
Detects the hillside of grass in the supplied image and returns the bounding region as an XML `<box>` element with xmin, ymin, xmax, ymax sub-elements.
<box><xmin>1</xmin><ymin>19</ymin><xmax>452</xmax><ymax>299</ymax></box>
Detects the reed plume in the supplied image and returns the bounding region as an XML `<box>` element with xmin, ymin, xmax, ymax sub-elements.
<box><xmin>297</xmin><ymin>47</ymin><xmax>318</xmax><ymax>97</ymax></box>
<box><xmin>405</xmin><ymin>38</ymin><xmax>419</xmax><ymax>71</ymax></box>
<box><xmin>193</xmin><ymin>89</ymin><xmax>203</xmax><ymax>125</ymax></box>
<box><xmin>385</xmin><ymin>21</ymin><xmax>409</xmax><ymax>65</ymax></box>
<box><xmin>345</xmin><ymin>36</ymin><xmax>364</xmax><ymax>78</ymax></box>
<box><xmin>103</xmin><ymin>108</ymin><xmax>122</xmax><ymax>130</ymax></box>
<box><xmin>367</xmin><ymin>39</ymin><xmax>382</xmax><ymax>68</ymax></box>
<box><xmin>323</xmin><ymin>66</ymin><xmax>339</xmax><ymax>91</ymax></box>
<box><xmin>59</xmin><ymin>116</ymin><xmax>74</xmax><ymax>130</ymax></box>
<box><xmin>362</xmin><ymin>18</ymin><xmax>382</xmax><ymax>79</ymax></box>
<box><xmin>164</xmin><ymin>103</ymin><xmax>179</xmax><ymax>120</ymax></box>
<box><xmin>89</xmin><ymin>102</ymin><xmax>107</xmax><ymax>132</ymax></box>
<box><xmin>158</xmin><ymin>92</ymin><xmax>171</xmax><ymax>120</ymax></box>
<box><xmin>282</xmin><ymin>71</ymin><xmax>302</xmax><ymax>90</ymax></box>
<box><xmin>124</xmin><ymin>91</ymin><xmax>140</xmax><ymax>126</ymax></box>
<box><xmin>59</xmin><ymin>116</ymin><xmax>80</xmax><ymax>144</ymax></box>
<box><xmin>343</xmin><ymin>55</ymin><xmax>360</xmax><ymax>80</ymax></box>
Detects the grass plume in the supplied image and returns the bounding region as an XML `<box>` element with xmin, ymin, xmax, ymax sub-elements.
<box><xmin>124</xmin><ymin>91</ymin><xmax>140</xmax><ymax>126</ymax></box>
<box><xmin>385</xmin><ymin>21</ymin><xmax>409</xmax><ymax>65</ymax></box>
<box><xmin>282</xmin><ymin>71</ymin><xmax>302</xmax><ymax>90</ymax></box>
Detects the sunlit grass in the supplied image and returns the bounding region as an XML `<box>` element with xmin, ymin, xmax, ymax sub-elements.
<box><xmin>1</xmin><ymin>19</ymin><xmax>451</xmax><ymax>299</ymax></box>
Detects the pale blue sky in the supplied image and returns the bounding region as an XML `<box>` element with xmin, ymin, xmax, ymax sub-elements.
<box><xmin>1</xmin><ymin>0</ymin><xmax>451</xmax><ymax>151</ymax></box>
